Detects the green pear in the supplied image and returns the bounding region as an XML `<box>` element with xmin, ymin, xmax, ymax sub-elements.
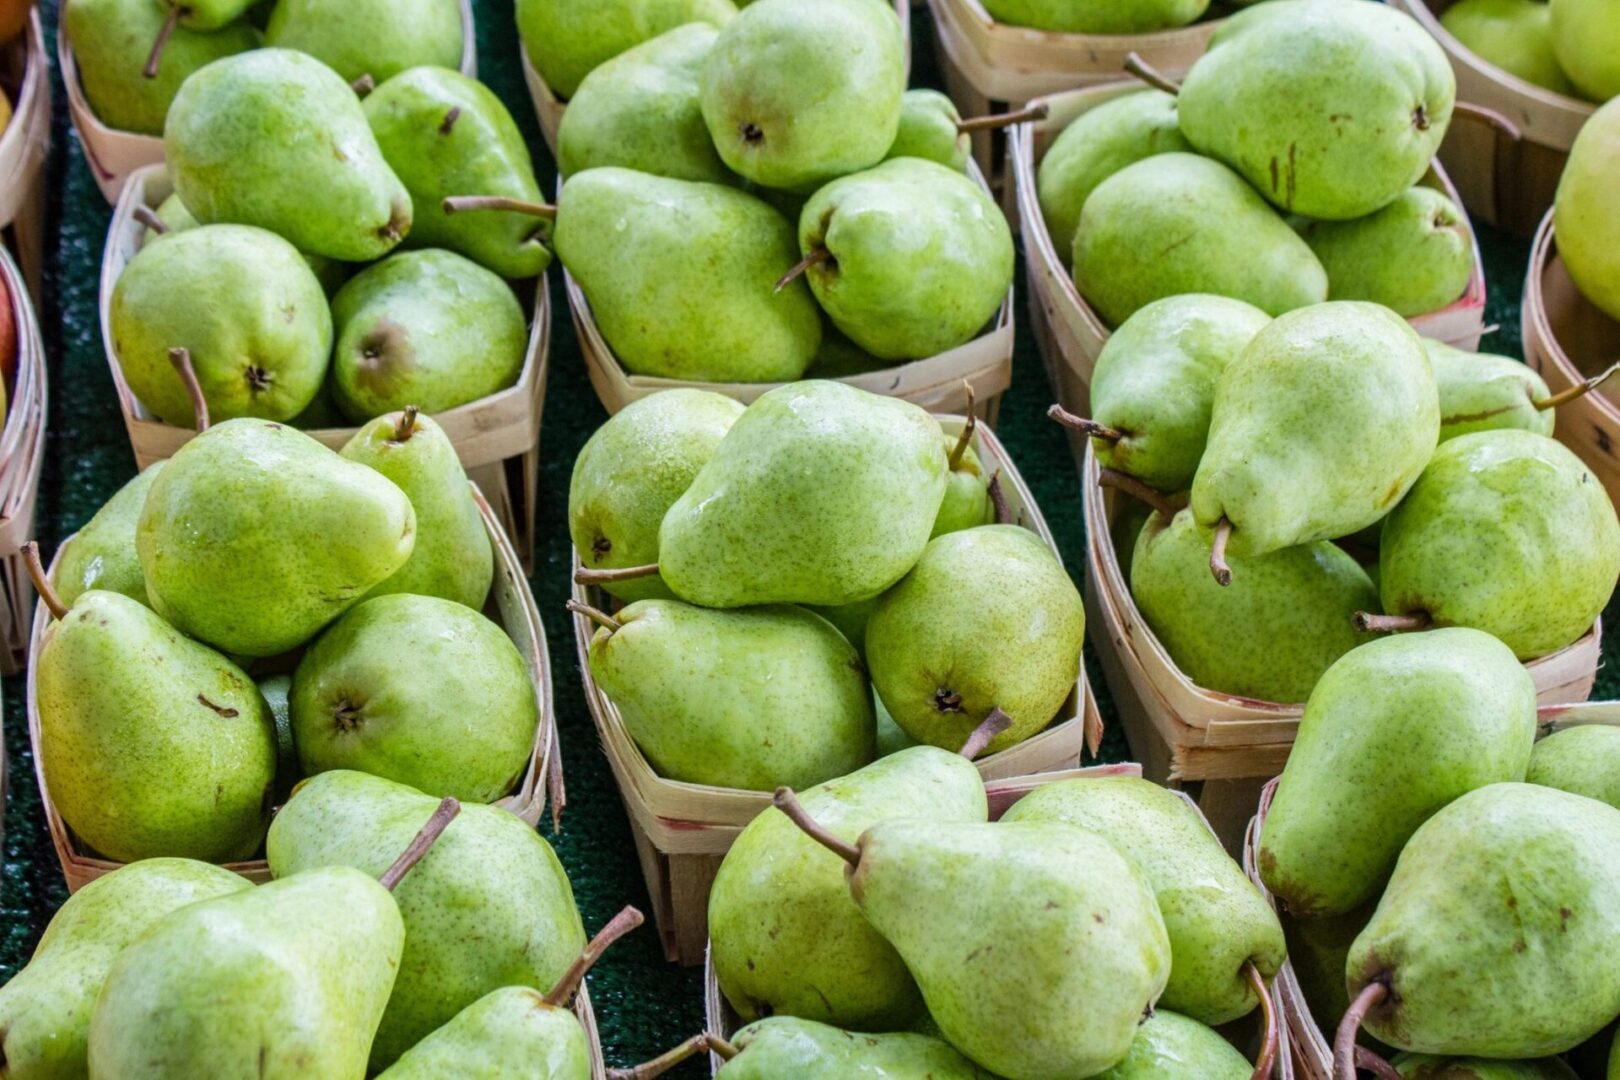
<box><xmin>1346</xmin><ymin>783</ymin><xmax>1620</xmax><ymax>1057</ymax></box>
<box><xmin>258</xmin><ymin>673</ymin><xmax>301</xmax><ymax>804</ymax></box>
<box><xmin>1037</xmin><ymin>89</ymin><xmax>1191</xmax><ymax>266</ymax></box>
<box><xmin>340</xmin><ymin>409</ymin><xmax>493</xmax><ymax>610</ymax></box>
<box><xmin>291</xmin><ymin>594</ymin><xmax>536</xmax><ymax>802</ymax></box>
<box><xmin>1299</xmin><ymin>187</ymin><xmax>1475</xmax><ymax>316</ymax></box>
<box><xmin>866</xmin><ymin>525</ymin><xmax>1083</xmax><ymax>754</ymax></box>
<box><xmin>558</xmin><ymin>25</ymin><xmax>731</xmax><ymax>184</ymax></box>
<box><xmin>111</xmin><ymin>224</ymin><xmax>332</xmax><ymax>426</ymax></box>
<box><xmin>1259</xmin><ymin>628</ymin><xmax>1537</xmax><ymax>918</ymax></box>
<box><xmin>53</xmin><ymin>464</ymin><xmax>164</xmax><ymax>609</ymax></box>
<box><xmin>366</xmin><ymin>67</ymin><xmax>552</xmax><ymax>279</ymax></box>
<box><xmin>873</xmin><ymin>692</ymin><xmax>919</xmax><ymax>756</ymax></box>
<box><xmin>1095</xmin><ymin>1010</ymin><xmax>1254</xmax><ymax>1079</ymax></box>
<box><xmin>1177</xmin><ymin>0</ymin><xmax>1456</xmax><ymax>220</ymax></box>
<box><xmin>165</xmin><ymin>49</ymin><xmax>413</xmax><ymax>262</ymax></box>
<box><xmin>1527</xmin><ymin>725</ymin><xmax>1620</xmax><ymax>808</ymax></box>
<box><xmin>267</xmin><ymin>771</ymin><xmax>586</xmax><ymax>1071</ymax></box>
<box><xmin>1377</xmin><ymin>430</ymin><xmax>1620</xmax><ymax>660</ymax></box>
<box><xmin>654</xmin><ymin>381</ymin><xmax>946</xmax><ymax>607</ymax></box>
<box><xmin>582</xmin><ymin>600</ymin><xmax>875</xmax><ymax>789</ymax></box>
<box><xmin>804</xmin><ymin>322</ymin><xmax>889</xmax><ymax>378</ymax></box>
<box><xmin>807</xmin><ymin>594</ymin><xmax>881</xmax><ymax>656</ymax></box>
<box><xmin>149</xmin><ymin>192</ymin><xmax>200</xmax><ymax>236</ymax></box>
<box><xmin>1073</xmin><ymin>153</ymin><xmax>1328</xmax><ymax>325</ymax></box>
<box><xmin>933</xmin><ymin>426</ymin><xmax>994</xmax><ymax>539</ymax></box>
<box><xmin>714</xmin><ymin>1018</ymin><xmax>997</xmax><ymax>1078</ymax></box>
<box><xmin>65</xmin><ymin>0</ymin><xmax>257</xmax><ymax>136</ymax></box>
<box><xmin>1004</xmin><ymin>775</ymin><xmax>1286</xmax><ymax>1025</ymax></box>
<box><xmin>982</xmin><ymin>0</ymin><xmax>1207</xmax><ymax>32</ymax></box>
<box><xmin>1551</xmin><ymin>0</ymin><xmax>1620</xmax><ymax>100</ymax></box>
<box><xmin>1281</xmin><ymin>902</ymin><xmax>1377</xmax><ymax>1039</ymax></box>
<box><xmin>374</xmin><ymin>987</ymin><xmax>591</xmax><ymax>1079</ymax></box>
<box><xmin>796</xmin><ymin>158</ymin><xmax>1013</xmax><ymax>361</ymax></box>
<box><xmin>141</xmin><ymin>196</ymin><xmax>345</xmax><ymax>295</ymax></box>
<box><xmin>137</xmin><ymin>419</ymin><xmax>417</xmax><ymax>657</ymax></box>
<box><xmin>155</xmin><ymin>0</ymin><xmax>253</xmax><ymax>30</ymax></box>
<box><xmin>554</xmin><ymin>168</ymin><xmax>822</xmax><ymax>381</ymax></box>
<box><xmin>1427</xmin><ymin>339</ymin><xmax>1556</xmax><ymax>442</ymax></box>
<box><xmin>1394</xmin><ymin>1053</ymin><xmax>1581</xmax><ymax>1079</ymax></box>
<box><xmin>885</xmin><ymin>89</ymin><xmax>970</xmax><ymax>171</ymax></box>
<box><xmin>1441</xmin><ymin>0</ymin><xmax>1579</xmax><ymax>96</ymax></box>
<box><xmin>515</xmin><ymin>0</ymin><xmax>737</xmax><ymax>100</ymax></box>
<box><xmin>264</xmin><ymin>0</ymin><xmax>464</xmax><ymax>83</ymax></box>
<box><xmin>1111</xmin><ymin>495</ymin><xmax>1155</xmax><ymax>582</ymax></box>
<box><xmin>1192</xmin><ymin>302</ymin><xmax>1439</xmax><ymax>563</ymax></box>
<box><xmin>1554</xmin><ymin>98</ymin><xmax>1620</xmax><ymax>322</ymax></box>
<box><xmin>568</xmin><ymin>390</ymin><xmax>744</xmax><ymax>604</ymax></box>
<box><xmin>0</xmin><ymin>859</ymin><xmax>249</xmax><ymax>1080</ymax></box>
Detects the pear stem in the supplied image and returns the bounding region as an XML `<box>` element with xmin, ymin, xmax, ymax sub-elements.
<box><xmin>169</xmin><ymin>347</ymin><xmax>209</xmax><ymax>433</ymax></box>
<box><xmin>393</xmin><ymin>405</ymin><xmax>419</xmax><ymax>442</ymax></box>
<box><xmin>988</xmin><ymin>471</ymin><xmax>1012</xmax><ymax>524</ymax></box>
<box><xmin>1048</xmin><ymin>403</ymin><xmax>1123</xmax><ymax>444</ymax></box>
<box><xmin>606</xmin><ymin>1034</ymin><xmax>733</xmax><ymax>1080</ymax></box>
<box><xmin>1123</xmin><ymin>51</ymin><xmax>1181</xmax><ymax>95</ymax></box>
<box><xmin>350</xmin><ymin>73</ymin><xmax>376</xmax><ymax>97</ymax></box>
<box><xmin>438</xmin><ymin>106</ymin><xmax>461</xmax><ymax>135</ymax></box>
<box><xmin>575</xmin><ymin>564</ymin><xmax>659</xmax><ymax>586</ymax></box>
<box><xmin>566</xmin><ymin>599</ymin><xmax>621</xmax><ymax>633</ymax></box>
<box><xmin>775</xmin><ymin>247</ymin><xmax>830</xmax><ymax>293</ymax></box>
<box><xmin>1245</xmin><ymin>962</ymin><xmax>1278</xmax><ymax>1080</ymax></box>
<box><xmin>23</xmin><ymin>542</ymin><xmax>65</xmax><ymax>620</ymax></box>
<box><xmin>1333</xmin><ymin>981</ymin><xmax>1389</xmax><ymax>1080</ymax></box>
<box><xmin>1096</xmin><ymin>468</ymin><xmax>1181</xmax><ymax>520</ymax></box>
<box><xmin>544</xmin><ymin>905</ymin><xmax>645</xmax><ymax>1006</ymax></box>
<box><xmin>1354</xmin><ymin>611</ymin><xmax>1432</xmax><ymax>633</ymax></box>
<box><xmin>143</xmin><ymin>6</ymin><xmax>181</xmax><ymax>79</ymax></box>
<box><xmin>774</xmin><ymin>787</ymin><xmax>860</xmax><ymax>867</ymax></box>
<box><xmin>378</xmin><ymin>797</ymin><xmax>460</xmax><ymax>891</ymax></box>
<box><xmin>133</xmin><ymin>205</ymin><xmax>168</xmax><ymax>234</ymax></box>
<box><xmin>956</xmin><ymin>102</ymin><xmax>1049</xmax><ymax>134</ymax></box>
<box><xmin>948</xmin><ymin>384</ymin><xmax>978</xmax><ymax>470</ymax></box>
<box><xmin>441</xmin><ymin>195</ymin><xmax>557</xmax><ymax>219</ymax></box>
<box><xmin>1355</xmin><ymin>1048</ymin><xmax>1403</xmax><ymax>1080</ymax></box>
<box><xmin>1538</xmin><ymin>360</ymin><xmax>1620</xmax><ymax>411</ymax></box>
<box><xmin>959</xmin><ymin>708</ymin><xmax>1013</xmax><ymax>760</ymax></box>
<box><xmin>1209</xmin><ymin>518</ymin><xmax>1234</xmax><ymax>587</ymax></box>
<box><xmin>708</xmin><ymin>1035</ymin><xmax>740</xmax><ymax>1061</ymax></box>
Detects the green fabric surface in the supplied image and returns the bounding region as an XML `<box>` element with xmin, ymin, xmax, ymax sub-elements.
<box><xmin>2</xmin><ymin>4</ymin><xmax>1615</xmax><ymax>1076</ymax></box>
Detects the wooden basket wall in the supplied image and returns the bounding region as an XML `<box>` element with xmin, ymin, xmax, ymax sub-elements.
<box><xmin>0</xmin><ymin>240</ymin><xmax>46</xmax><ymax>678</ymax></box>
<box><xmin>0</xmin><ymin>9</ymin><xmax>51</xmax><ymax>300</ymax></box>
<box><xmin>100</xmin><ymin>164</ymin><xmax>549</xmax><ymax>564</ymax></box>
<box><xmin>59</xmin><ymin>0</ymin><xmax>479</xmax><ymax>204</ymax></box>
<box><xmin>29</xmin><ymin>483</ymin><xmax>561</xmax><ymax>893</ymax></box>
<box><xmin>570</xmin><ymin>415</ymin><xmax>1103</xmax><ymax>965</ymax></box>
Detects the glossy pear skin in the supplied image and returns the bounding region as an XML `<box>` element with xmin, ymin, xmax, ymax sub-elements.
<box><xmin>982</xmin><ymin>0</ymin><xmax>1207</xmax><ymax>32</ymax></box>
<box><xmin>264</xmin><ymin>0</ymin><xmax>463</xmax><ymax>83</ymax></box>
<box><xmin>1555</xmin><ymin>98</ymin><xmax>1620</xmax><ymax>322</ymax></box>
<box><xmin>1528</xmin><ymin>725</ymin><xmax>1620</xmax><ymax>809</ymax></box>
<box><xmin>720</xmin><ymin>1017</ymin><xmax>997</xmax><ymax>1079</ymax></box>
<box><xmin>515</xmin><ymin>0</ymin><xmax>737</xmax><ymax>99</ymax></box>
<box><xmin>1094</xmin><ymin>1010</ymin><xmax>1253</xmax><ymax>1079</ymax></box>
<box><xmin>886</xmin><ymin>89</ymin><xmax>970</xmax><ymax>171</ymax></box>
<box><xmin>1426</xmin><ymin>339</ymin><xmax>1554</xmax><ymax>443</ymax></box>
<box><xmin>1259</xmin><ymin>629</ymin><xmax>1537</xmax><ymax>918</ymax></box>
<box><xmin>1394</xmin><ymin>1053</ymin><xmax>1580</xmax><ymax>1079</ymax></box>
<box><xmin>658</xmin><ymin>382</ymin><xmax>946</xmax><ymax>608</ymax></box>
<box><xmin>1440</xmin><ymin>0</ymin><xmax>1578</xmax><ymax>96</ymax></box>
<box><xmin>53</xmin><ymin>464</ymin><xmax>163</xmax><ymax>609</ymax></box>
<box><xmin>1301</xmin><ymin>187</ymin><xmax>1475</xmax><ymax>316</ymax></box>
<box><xmin>0</xmin><ymin>859</ymin><xmax>249</xmax><ymax>1080</ymax></box>
<box><xmin>374</xmin><ymin>987</ymin><xmax>590</xmax><ymax>1080</ymax></box>
<box><xmin>709</xmin><ymin>747</ymin><xmax>989</xmax><ymax>1029</ymax></box>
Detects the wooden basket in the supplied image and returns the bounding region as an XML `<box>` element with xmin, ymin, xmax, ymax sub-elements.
<box><xmin>1522</xmin><ymin>209</ymin><xmax>1620</xmax><ymax>510</ymax></box>
<box><xmin>521</xmin><ymin>0</ymin><xmax>913</xmax><ymax>158</ymax></box>
<box><xmin>0</xmin><ymin>239</ymin><xmax>47</xmax><ymax>677</ymax></box>
<box><xmin>60</xmin><ymin>0</ymin><xmax>479</xmax><ymax>204</ymax></box>
<box><xmin>100</xmin><ymin>164</ymin><xmax>549</xmax><ymax>564</ymax></box>
<box><xmin>571</xmin><ymin>415</ymin><xmax>1103</xmax><ymax>965</ymax></box>
<box><xmin>29</xmin><ymin>483</ymin><xmax>561</xmax><ymax>893</ymax></box>
<box><xmin>0</xmin><ymin>8</ymin><xmax>51</xmax><ymax>300</ymax></box>
<box><xmin>1010</xmin><ymin>82</ymin><xmax>1489</xmax><ymax>417</ymax></box>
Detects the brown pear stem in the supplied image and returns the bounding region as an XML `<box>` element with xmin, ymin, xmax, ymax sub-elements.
<box><xmin>544</xmin><ymin>905</ymin><xmax>644</xmax><ymax>1007</ymax></box>
<box><xmin>134</xmin><ymin>205</ymin><xmax>168</xmax><ymax>234</ymax></box>
<box><xmin>1333</xmin><ymin>981</ymin><xmax>1389</xmax><ymax>1080</ymax></box>
<box><xmin>143</xmin><ymin>6</ymin><xmax>181</xmax><ymax>79</ymax></box>
<box><xmin>169</xmin><ymin>347</ymin><xmax>209</xmax><ymax>432</ymax></box>
<box><xmin>606</xmin><ymin>1035</ymin><xmax>718</xmax><ymax>1080</ymax></box>
<box><xmin>1245</xmin><ymin>962</ymin><xmax>1278</xmax><ymax>1080</ymax></box>
<box><xmin>774</xmin><ymin>788</ymin><xmax>860</xmax><ymax>866</ymax></box>
<box><xmin>378</xmin><ymin>797</ymin><xmax>460</xmax><ymax>891</ymax></box>
<box><xmin>1209</xmin><ymin>518</ymin><xmax>1234</xmax><ymax>586</ymax></box>
<box><xmin>956</xmin><ymin>102</ymin><xmax>1049</xmax><ymax>134</ymax></box>
<box><xmin>350</xmin><ymin>73</ymin><xmax>376</xmax><ymax>97</ymax></box>
<box><xmin>1096</xmin><ymin>468</ymin><xmax>1181</xmax><ymax>520</ymax></box>
<box><xmin>441</xmin><ymin>195</ymin><xmax>557</xmax><ymax>219</ymax></box>
<box><xmin>959</xmin><ymin>708</ymin><xmax>1013</xmax><ymax>760</ymax></box>
<box><xmin>575</xmin><ymin>563</ymin><xmax>659</xmax><ymax>587</ymax></box>
<box><xmin>1355</xmin><ymin>1048</ymin><xmax>1403</xmax><ymax>1080</ymax></box>
<box><xmin>438</xmin><ymin>106</ymin><xmax>461</xmax><ymax>135</ymax></box>
<box><xmin>566</xmin><ymin>599</ymin><xmax>621</xmax><ymax>633</ymax></box>
<box><xmin>707</xmin><ymin>1035</ymin><xmax>740</xmax><ymax>1061</ymax></box>
<box><xmin>1537</xmin><ymin>360</ymin><xmax>1620</xmax><ymax>410</ymax></box>
<box><xmin>1354</xmin><ymin>611</ymin><xmax>1432</xmax><ymax>633</ymax></box>
<box><xmin>948</xmin><ymin>384</ymin><xmax>978</xmax><ymax>470</ymax></box>
<box><xmin>987</xmin><ymin>470</ymin><xmax>1013</xmax><ymax>524</ymax></box>
<box><xmin>1047</xmin><ymin>403</ymin><xmax>1123</xmax><ymax>444</ymax></box>
<box><xmin>393</xmin><ymin>405</ymin><xmax>419</xmax><ymax>441</ymax></box>
<box><xmin>1123</xmin><ymin>51</ymin><xmax>1181</xmax><ymax>95</ymax></box>
<box><xmin>23</xmin><ymin>542</ymin><xmax>66</xmax><ymax>620</ymax></box>
<box><xmin>775</xmin><ymin>247</ymin><xmax>831</xmax><ymax>293</ymax></box>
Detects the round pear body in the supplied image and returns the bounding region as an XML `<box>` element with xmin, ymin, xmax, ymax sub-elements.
<box><xmin>53</xmin><ymin>463</ymin><xmax>165</xmax><ymax>609</ymax></box>
<box><xmin>372</xmin><ymin>987</ymin><xmax>591</xmax><ymax>1079</ymax></box>
<box><xmin>1093</xmin><ymin>1010</ymin><xmax>1253</xmax><ymax>1079</ymax></box>
<box><xmin>264</xmin><ymin>0</ymin><xmax>463</xmax><ymax>82</ymax></box>
<box><xmin>1426</xmin><ymin>338</ymin><xmax>1555</xmax><ymax>443</ymax></box>
<box><xmin>886</xmin><ymin>89</ymin><xmax>970</xmax><ymax>171</ymax></box>
<box><xmin>981</xmin><ymin>0</ymin><xmax>1208</xmax><ymax>32</ymax></box>
<box><xmin>1440</xmin><ymin>0</ymin><xmax>1579</xmax><ymax>96</ymax></box>
<box><xmin>1551</xmin><ymin>0</ymin><xmax>1620</xmax><ymax>100</ymax></box>
<box><xmin>515</xmin><ymin>0</ymin><xmax>737</xmax><ymax>100</ymax></box>
<box><xmin>721</xmin><ymin>1017</ymin><xmax>997</xmax><ymax>1078</ymax></box>
<box><xmin>933</xmin><ymin>432</ymin><xmax>993</xmax><ymax>538</ymax></box>
<box><xmin>1300</xmin><ymin>187</ymin><xmax>1476</xmax><ymax>316</ymax></box>
<box><xmin>1555</xmin><ymin>98</ymin><xmax>1620</xmax><ymax>321</ymax></box>
<box><xmin>1527</xmin><ymin>725</ymin><xmax>1620</xmax><ymax>809</ymax></box>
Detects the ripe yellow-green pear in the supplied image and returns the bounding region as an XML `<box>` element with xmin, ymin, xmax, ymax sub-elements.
<box><xmin>1555</xmin><ymin>98</ymin><xmax>1620</xmax><ymax>320</ymax></box>
<box><xmin>1551</xmin><ymin>0</ymin><xmax>1620</xmax><ymax>100</ymax></box>
<box><xmin>1441</xmin><ymin>0</ymin><xmax>1579</xmax><ymax>96</ymax></box>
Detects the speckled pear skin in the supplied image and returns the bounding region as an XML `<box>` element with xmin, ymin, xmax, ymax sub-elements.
<box><xmin>982</xmin><ymin>0</ymin><xmax>1207</xmax><ymax>32</ymax></box>
<box><xmin>658</xmin><ymin>382</ymin><xmax>946</xmax><ymax>607</ymax></box>
<box><xmin>885</xmin><ymin>89</ymin><xmax>969</xmax><ymax>171</ymax></box>
<box><xmin>88</xmin><ymin>864</ymin><xmax>404</xmax><ymax>1079</ymax></box>
<box><xmin>559</xmin><ymin>25</ymin><xmax>731</xmax><ymax>184</ymax></box>
<box><xmin>54</xmin><ymin>463</ymin><xmax>164</xmax><ymax>609</ymax></box>
<box><xmin>1192</xmin><ymin>302</ymin><xmax>1440</xmax><ymax>558</ymax></box>
<box><xmin>1281</xmin><ymin>902</ymin><xmax>1376</xmax><ymax>1038</ymax></box>
<box><xmin>555</xmin><ymin>169</ymin><xmax>822</xmax><ymax>382</ymax></box>
<box><xmin>1527</xmin><ymin>726</ymin><xmax>1620</xmax><ymax>809</ymax></box>
<box><xmin>165</xmin><ymin>49</ymin><xmax>413</xmax><ymax>263</ymax></box>
<box><xmin>0</xmin><ymin>859</ymin><xmax>249</xmax><ymax>1080</ymax></box>
<box><xmin>1349</xmin><ymin>783</ymin><xmax>1620</xmax><ymax>1057</ymax></box>
<box><xmin>866</xmin><ymin>525</ymin><xmax>1083</xmax><ymax>755</ymax></box>
<box><xmin>852</xmin><ymin>818</ymin><xmax>1171</xmax><ymax>1079</ymax></box>
<box><xmin>264</xmin><ymin>0</ymin><xmax>463</xmax><ymax>83</ymax></box>
<box><xmin>515</xmin><ymin>0</ymin><xmax>736</xmax><ymax>100</ymax></box>
<box><xmin>340</xmin><ymin>412</ymin><xmax>493</xmax><ymax>611</ymax></box>
<box><xmin>366</xmin><ymin>67</ymin><xmax>550</xmax><ymax>278</ymax></box>
<box><xmin>709</xmin><ymin>747</ymin><xmax>987</xmax><ymax>1030</ymax></box>
<box><xmin>699</xmin><ymin>0</ymin><xmax>904</xmax><ymax>192</ymax></box>
<box><xmin>65</xmin><ymin>0</ymin><xmax>257</xmax><ymax>136</ymax></box>
<box><xmin>933</xmin><ymin>434</ymin><xmax>994</xmax><ymax>539</ymax></box>
<box><xmin>1178</xmin><ymin>0</ymin><xmax>1455</xmax><ymax>221</ymax></box>
<box><xmin>38</xmin><ymin>591</ymin><xmax>276</xmax><ymax>864</ymax></box>
<box><xmin>1037</xmin><ymin>90</ymin><xmax>1190</xmax><ymax>264</ymax></box>
<box><xmin>1379</xmin><ymin>430</ymin><xmax>1620</xmax><ymax>660</ymax></box>
<box><xmin>1553</xmin><ymin>99</ymin><xmax>1620</xmax><ymax>323</ymax></box>
<box><xmin>1394</xmin><ymin>1053</ymin><xmax>1580</xmax><ymax>1079</ymax></box>
<box><xmin>374</xmin><ymin>987</ymin><xmax>589</xmax><ymax>1080</ymax></box>
<box><xmin>1426</xmin><ymin>339</ymin><xmax>1555</xmax><ymax>443</ymax></box>
<box><xmin>1094</xmin><ymin>1010</ymin><xmax>1252</xmax><ymax>1079</ymax></box>
<box><xmin>1440</xmin><ymin>0</ymin><xmax>1578</xmax><ymax>96</ymax></box>
<box><xmin>800</xmin><ymin>158</ymin><xmax>1012</xmax><ymax>361</ymax></box>
<box><xmin>1089</xmin><ymin>294</ymin><xmax>1270</xmax><ymax>491</ymax></box>
<box><xmin>1300</xmin><ymin>188</ymin><xmax>1475</xmax><ymax>317</ymax></box>
<box><xmin>1004</xmin><ymin>776</ymin><xmax>1285</xmax><ymax>1025</ymax></box>
<box><xmin>1073</xmin><ymin>153</ymin><xmax>1328</xmax><ymax>326</ymax></box>
<box><xmin>587</xmin><ymin>600</ymin><xmax>875</xmax><ymax>789</ymax></box>
<box><xmin>723</xmin><ymin>1017</ymin><xmax>998</xmax><ymax>1078</ymax></box>
<box><xmin>137</xmin><ymin>419</ymin><xmax>417</xmax><ymax>657</ymax></box>
<box><xmin>568</xmin><ymin>390</ymin><xmax>743</xmax><ymax>603</ymax></box>
<box><xmin>143</xmin><ymin>196</ymin><xmax>343</xmax><ymax>295</ymax></box>
<box><xmin>1131</xmin><ymin>508</ymin><xmax>1377</xmax><ymax>704</ymax></box>
<box><xmin>1259</xmin><ymin>629</ymin><xmax>1537</xmax><ymax>918</ymax></box>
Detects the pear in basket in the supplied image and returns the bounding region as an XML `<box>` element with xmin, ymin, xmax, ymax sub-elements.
<box><xmin>1298</xmin><ymin>187</ymin><xmax>1476</xmax><ymax>317</ymax></box>
<box><xmin>1259</xmin><ymin>629</ymin><xmax>1537</xmax><ymax>919</ymax></box>
<box><xmin>1554</xmin><ymin>98</ymin><xmax>1620</xmax><ymax>322</ymax></box>
<box><xmin>981</xmin><ymin>0</ymin><xmax>1207</xmax><ymax>33</ymax></box>
<box><xmin>885</xmin><ymin>89</ymin><xmax>972</xmax><ymax>172</ymax></box>
<box><xmin>146</xmin><ymin>0</ymin><xmax>255</xmax><ymax>76</ymax></box>
<box><xmin>1441</xmin><ymin>0</ymin><xmax>1578</xmax><ymax>97</ymax></box>
<box><xmin>932</xmin><ymin>412</ymin><xmax>995</xmax><ymax>538</ymax></box>
<box><xmin>265</xmin><ymin>0</ymin><xmax>464</xmax><ymax>83</ymax></box>
<box><xmin>1392</xmin><ymin>1053</ymin><xmax>1581</xmax><ymax>1078</ymax></box>
<box><xmin>1281</xmin><ymin>901</ymin><xmax>1378</xmax><ymax>1045</ymax></box>
<box><xmin>515</xmin><ymin>0</ymin><xmax>736</xmax><ymax>100</ymax></box>
<box><xmin>1094</xmin><ymin>1010</ymin><xmax>1255</xmax><ymax>1079</ymax></box>
<box><xmin>141</xmin><ymin>193</ymin><xmax>347</xmax><ymax>294</ymax></box>
<box><xmin>1550</xmin><ymin>0</ymin><xmax>1620</xmax><ymax>101</ymax></box>
<box><xmin>1425</xmin><ymin>339</ymin><xmax>1557</xmax><ymax>442</ymax></box>
<box><xmin>52</xmin><ymin>463</ymin><xmax>164</xmax><ymax>609</ymax></box>
<box><xmin>1528</xmin><ymin>725</ymin><xmax>1620</xmax><ymax>809</ymax></box>
<box><xmin>612</xmin><ymin>1019</ymin><xmax>997</xmax><ymax>1080</ymax></box>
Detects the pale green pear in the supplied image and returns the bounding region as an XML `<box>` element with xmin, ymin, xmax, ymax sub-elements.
<box><xmin>149</xmin><ymin>193</ymin><xmax>199</xmax><ymax>236</ymax></box>
<box><xmin>1527</xmin><ymin>725</ymin><xmax>1620</xmax><ymax>808</ymax></box>
<box><xmin>374</xmin><ymin>987</ymin><xmax>591</xmax><ymax>1079</ymax></box>
<box><xmin>258</xmin><ymin>673</ymin><xmax>301</xmax><ymax>804</ymax></box>
<box><xmin>165</xmin><ymin>49</ymin><xmax>413</xmax><ymax>262</ymax></box>
<box><xmin>1259</xmin><ymin>629</ymin><xmax>1537</xmax><ymax>918</ymax></box>
<box><xmin>53</xmin><ymin>464</ymin><xmax>164</xmax><ymax>609</ymax></box>
<box><xmin>1073</xmin><ymin>153</ymin><xmax>1328</xmax><ymax>326</ymax></box>
<box><xmin>1555</xmin><ymin>98</ymin><xmax>1620</xmax><ymax>321</ymax></box>
<box><xmin>885</xmin><ymin>89</ymin><xmax>970</xmax><ymax>171</ymax></box>
<box><xmin>1300</xmin><ymin>187</ymin><xmax>1475</xmax><ymax>316</ymax></box>
<box><xmin>933</xmin><ymin>428</ymin><xmax>994</xmax><ymax>539</ymax></box>
<box><xmin>1095</xmin><ymin>1010</ymin><xmax>1253</xmax><ymax>1079</ymax></box>
<box><xmin>656</xmin><ymin>382</ymin><xmax>946</xmax><ymax>607</ymax></box>
<box><xmin>1178</xmin><ymin>0</ymin><xmax>1456</xmax><ymax>220</ymax></box>
<box><xmin>264</xmin><ymin>0</ymin><xmax>464</xmax><ymax>83</ymax></box>
<box><xmin>155</xmin><ymin>0</ymin><xmax>253</xmax><ymax>30</ymax></box>
<box><xmin>515</xmin><ymin>0</ymin><xmax>737</xmax><ymax>99</ymax></box>
<box><xmin>1426</xmin><ymin>339</ymin><xmax>1556</xmax><ymax>442</ymax></box>
<box><xmin>1394</xmin><ymin>1052</ymin><xmax>1581</xmax><ymax>1079</ymax></box>
<box><xmin>568</xmin><ymin>390</ymin><xmax>744</xmax><ymax>603</ymax></box>
<box><xmin>1441</xmin><ymin>0</ymin><xmax>1579</xmax><ymax>96</ymax></box>
<box><xmin>140</xmin><ymin>196</ymin><xmax>344</xmax><ymax>294</ymax></box>
<box><xmin>341</xmin><ymin>410</ymin><xmax>493</xmax><ymax>610</ymax></box>
<box><xmin>982</xmin><ymin>0</ymin><xmax>1207</xmax><ymax>31</ymax></box>
<box><xmin>137</xmin><ymin>419</ymin><xmax>417</xmax><ymax>657</ymax></box>
<box><xmin>554</xmin><ymin>168</ymin><xmax>821</xmax><ymax>382</ymax></box>
<box><xmin>0</xmin><ymin>859</ymin><xmax>249</xmax><ymax>1080</ymax></box>
<box><xmin>1551</xmin><ymin>0</ymin><xmax>1620</xmax><ymax>100</ymax></box>
<box><xmin>584</xmin><ymin>600</ymin><xmax>874</xmax><ymax>789</ymax></box>
<box><xmin>1379</xmin><ymin>430</ymin><xmax>1620</xmax><ymax>660</ymax></box>
<box><xmin>713</xmin><ymin>1017</ymin><xmax>997</xmax><ymax>1078</ymax></box>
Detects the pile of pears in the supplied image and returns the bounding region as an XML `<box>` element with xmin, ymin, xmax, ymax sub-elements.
<box><xmin>568</xmin><ymin>380</ymin><xmax>1085</xmax><ymax>790</ymax></box>
<box><xmin>1038</xmin><ymin>0</ymin><xmax>1477</xmax><ymax>327</ymax></box>
<box><xmin>519</xmin><ymin>0</ymin><xmax>1016</xmax><ymax>382</ymax></box>
<box><xmin>1441</xmin><ymin>0</ymin><xmax>1620</xmax><ymax>101</ymax></box>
